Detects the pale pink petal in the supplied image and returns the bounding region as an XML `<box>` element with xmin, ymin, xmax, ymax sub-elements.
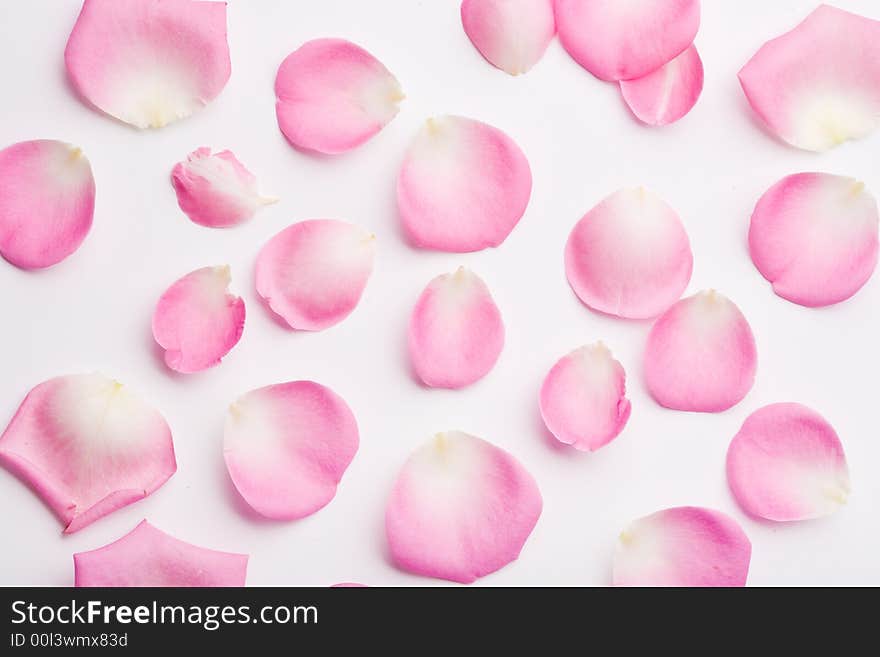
<box><xmin>398</xmin><ymin>115</ymin><xmax>532</xmax><ymax>252</ymax></box>
<box><xmin>0</xmin><ymin>374</ymin><xmax>176</xmax><ymax>533</ymax></box>
<box><xmin>555</xmin><ymin>0</ymin><xmax>701</xmax><ymax>81</ymax></box>
<box><xmin>564</xmin><ymin>188</ymin><xmax>693</xmax><ymax>319</ymax></box>
<box><xmin>613</xmin><ymin>507</ymin><xmax>751</xmax><ymax>587</ymax></box>
<box><xmin>620</xmin><ymin>44</ymin><xmax>703</xmax><ymax>126</ymax></box>
<box><xmin>255</xmin><ymin>219</ymin><xmax>376</xmax><ymax>331</ymax></box>
<box><xmin>727</xmin><ymin>403</ymin><xmax>850</xmax><ymax>522</ymax></box>
<box><xmin>224</xmin><ymin>381</ymin><xmax>359</xmax><ymax>520</ymax></box>
<box><xmin>65</xmin><ymin>0</ymin><xmax>231</xmax><ymax>129</ymax></box>
<box><xmin>331</xmin><ymin>582</ymin><xmax>367</xmax><ymax>587</ymax></box>
<box><xmin>749</xmin><ymin>173</ymin><xmax>879</xmax><ymax>307</ymax></box>
<box><xmin>409</xmin><ymin>268</ymin><xmax>504</xmax><ymax>389</ymax></box>
<box><xmin>0</xmin><ymin>140</ymin><xmax>94</xmax><ymax>270</ymax></box>
<box><xmin>738</xmin><ymin>5</ymin><xmax>880</xmax><ymax>151</ymax></box>
<box><xmin>152</xmin><ymin>265</ymin><xmax>245</xmax><ymax>373</ymax></box>
<box><xmin>275</xmin><ymin>38</ymin><xmax>403</xmax><ymax>154</ymax></box>
<box><xmin>644</xmin><ymin>291</ymin><xmax>757</xmax><ymax>413</ymax></box>
<box><xmin>460</xmin><ymin>0</ymin><xmax>556</xmax><ymax>75</ymax></box>
<box><xmin>386</xmin><ymin>431</ymin><xmax>542</xmax><ymax>584</ymax></box>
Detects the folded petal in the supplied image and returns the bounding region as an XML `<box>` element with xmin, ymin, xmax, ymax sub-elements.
<box><xmin>749</xmin><ymin>173</ymin><xmax>879</xmax><ymax>307</ymax></box>
<box><xmin>738</xmin><ymin>5</ymin><xmax>880</xmax><ymax>151</ymax></box>
<box><xmin>64</xmin><ymin>0</ymin><xmax>231</xmax><ymax>129</ymax></box>
<box><xmin>564</xmin><ymin>188</ymin><xmax>693</xmax><ymax>319</ymax></box>
<box><xmin>539</xmin><ymin>342</ymin><xmax>630</xmax><ymax>451</ymax></box>
<box><xmin>0</xmin><ymin>140</ymin><xmax>95</xmax><ymax>270</ymax></box>
<box><xmin>75</xmin><ymin>520</ymin><xmax>248</xmax><ymax>587</ymax></box>
<box><xmin>275</xmin><ymin>38</ymin><xmax>403</xmax><ymax>154</ymax></box>
<box><xmin>255</xmin><ymin>219</ymin><xmax>376</xmax><ymax>331</ymax></box>
<box><xmin>0</xmin><ymin>374</ymin><xmax>176</xmax><ymax>533</ymax></box>
<box><xmin>727</xmin><ymin>403</ymin><xmax>850</xmax><ymax>522</ymax></box>
<box><xmin>386</xmin><ymin>431</ymin><xmax>542</xmax><ymax>584</ymax></box>
<box><xmin>644</xmin><ymin>291</ymin><xmax>757</xmax><ymax>413</ymax></box>
<box><xmin>620</xmin><ymin>44</ymin><xmax>703</xmax><ymax>126</ymax></box>
<box><xmin>224</xmin><ymin>381</ymin><xmax>359</xmax><ymax>520</ymax></box>
<box><xmin>613</xmin><ymin>507</ymin><xmax>751</xmax><ymax>587</ymax></box>
<box><xmin>398</xmin><ymin>115</ymin><xmax>532</xmax><ymax>252</ymax></box>
<box><xmin>409</xmin><ymin>268</ymin><xmax>504</xmax><ymax>389</ymax></box>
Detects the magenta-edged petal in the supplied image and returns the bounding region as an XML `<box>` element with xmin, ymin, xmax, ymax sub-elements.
<box><xmin>224</xmin><ymin>381</ymin><xmax>359</xmax><ymax>520</ymax></box>
<box><xmin>65</xmin><ymin>0</ymin><xmax>230</xmax><ymax>129</ymax></box>
<box><xmin>386</xmin><ymin>431</ymin><xmax>542</xmax><ymax>584</ymax></box>
<box><xmin>749</xmin><ymin>173</ymin><xmax>879</xmax><ymax>307</ymax></box>
<box><xmin>620</xmin><ymin>44</ymin><xmax>703</xmax><ymax>126</ymax></box>
<box><xmin>255</xmin><ymin>219</ymin><xmax>376</xmax><ymax>331</ymax></box>
<box><xmin>726</xmin><ymin>403</ymin><xmax>850</xmax><ymax>522</ymax></box>
<box><xmin>0</xmin><ymin>374</ymin><xmax>176</xmax><ymax>533</ymax></box>
<box><xmin>74</xmin><ymin>520</ymin><xmax>247</xmax><ymax>587</ymax></box>
<box><xmin>398</xmin><ymin>115</ymin><xmax>532</xmax><ymax>252</ymax></box>
<box><xmin>564</xmin><ymin>188</ymin><xmax>693</xmax><ymax>319</ymax></box>
<box><xmin>739</xmin><ymin>5</ymin><xmax>880</xmax><ymax>151</ymax></box>
<box><xmin>275</xmin><ymin>38</ymin><xmax>403</xmax><ymax>154</ymax></box>
<box><xmin>0</xmin><ymin>140</ymin><xmax>94</xmax><ymax>270</ymax></box>
<box><xmin>644</xmin><ymin>291</ymin><xmax>757</xmax><ymax>413</ymax></box>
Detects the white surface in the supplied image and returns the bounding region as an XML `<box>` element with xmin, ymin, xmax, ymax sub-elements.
<box><xmin>1</xmin><ymin>0</ymin><xmax>879</xmax><ymax>586</ymax></box>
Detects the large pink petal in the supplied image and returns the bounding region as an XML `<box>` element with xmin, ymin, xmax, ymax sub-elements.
<box><xmin>726</xmin><ymin>403</ymin><xmax>850</xmax><ymax>522</ymax></box>
<box><xmin>0</xmin><ymin>140</ymin><xmax>94</xmax><ymax>270</ymax></box>
<box><xmin>224</xmin><ymin>381</ymin><xmax>359</xmax><ymax>520</ymax></box>
<box><xmin>398</xmin><ymin>115</ymin><xmax>532</xmax><ymax>252</ymax></box>
<box><xmin>620</xmin><ymin>44</ymin><xmax>703</xmax><ymax>126</ymax></box>
<box><xmin>65</xmin><ymin>0</ymin><xmax>230</xmax><ymax>129</ymax></box>
<box><xmin>0</xmin><ymin>374</ymin><xmax>176</xmax><ymax>533</ymax></box>
<box><xmin>564</xmin><ymin>188</ymin><xmax>693</xmax><ymax>319</ymax></box>
<box><xmin>613</xmin><ymin>507</ymin><xmax>751</xmax><ymax>587</ymax></box>
<box><xmin>386</xmin><ymin>431</ymin><xmax>542</xmax><ymax>584</ymax></box>
<box><xmin>749</xmin><ymin>173</ymin><xmax>879</xmax><ymax>307</ymax></box>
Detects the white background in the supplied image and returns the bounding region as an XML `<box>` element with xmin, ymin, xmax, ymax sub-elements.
<box><xmin>1</xmin><ymin>0</ymin><xmax>878</xmax><ymax>586</ymax></box>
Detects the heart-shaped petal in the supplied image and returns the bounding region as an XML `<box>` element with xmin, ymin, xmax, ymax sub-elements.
<box><xmin>620</xmin><ymin>44</ymin><xmax>703</xmax><ymax>126</ymax></box>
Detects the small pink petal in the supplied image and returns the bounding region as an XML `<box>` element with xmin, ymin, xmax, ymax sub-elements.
<box><xmin>331</xmin><ymin>582</ymin><xmax>367</xmax><ymax>588</ymax></box>
<box><xmin>749</xmin><ymin>173</ymin><xmax>879</xmax><ymax>307</ymax></box>
<box><xmin>0</xmin><ymin>140</ymin><xmax>94</xmax><ymax>270</ymax></box>
<box><xmin>620</xmin><ymin>44</ymin><xmax>703</xmax><ymax>126</ymax></box>
<box><xmin>275</xmin><ymin>38</ymin><xmax>403</xmax><ymax>154</ymax></box>
<box><xmin>644</xmin><ymin>291</ymin><xmax>757</xmax><ymax>413</ymax></box>
<box><xmin>409</xmin><ymin>268</ymin><xmax>505</xmax><ymax>389</ymax></box>
<box><xmin>555</xmin><ymin>0</ymin><xmax>701</xmax><ymax>81</ymax></box>
<box><xmin>727</xmin><ymin>403</ymin><xmax>850</xmax><ymax>522</ymax></box>
<box><xmin>564</xmin><ymin>188</ymin><xmax>693</xmax><ymax>319</ymax></box>
<box><xmin>255</xmin><ymin>219</ymin><xmax>376</xmax><ymax>331</ymax></box>
<box><xmin>386</xmin><ymin>431</ymin><xmax>542</xmax><ymax>584</ymax></box>
<box><xmin>613</xmin><ymin>507</ymin><xmax>751</xmax><ymax>587</ymax></box>
<box><xmin>0</xmin><ymin>374</ymin><xmax>176</xmax><ymax>533</ymax></box>
<box><xmin>460</xmin><ymin>0</ymin><xmax>556</xmax><ymax>75</ymax></box>
<box><xmin>152</xmin><ymin>265</ymin><xmax>245</xmax><ymax>373</ymax></box>
<box><xmin>65</xmin><ymin>0</ymin><xmax>231</xmax><ymax>129</ymax></box>
<box><xmin>224</xmin><ymin>381</ymin><xmax>359</xmax><ymax>520</ymax></box>
<box><xmin>398</xmin><ymin>115</ymin><xmax>532</xmax><ymax>252</ymax></box>
<box><xmin>738</xmin><ymin>5</ymin><xmax>880</xmax><ymax>151</ymax></box>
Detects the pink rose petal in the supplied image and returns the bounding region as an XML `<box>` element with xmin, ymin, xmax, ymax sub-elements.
<box><xmin>620</xmin><ymin>44</ymin><xmax>704</xmax><ymax>126</ymax></box>
<box><xmin>386</xmin><ymin>431</ymin><xmax>542</xmax><ymax>584</ymax></box>
<box><xmin>331</xmin><ymin>582</ymin><xmax>367</xmax><ymax>588</ymax></box>
<box><xmin>0</xmin><ymin>374</ymin><xmax>176</xmax><ymax>533</ymax></box>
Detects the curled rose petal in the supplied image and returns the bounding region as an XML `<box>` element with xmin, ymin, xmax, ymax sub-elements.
<box><xmin>75</xmin><ymin>520</ymin><xmax>248</xmax><ymax>587</ymax></box>
<box><xmin>255</xmin><ymin>219</ymin><xmax>376</xmax><ymax>331</ymax></box>
<box><xmin>620</xmin><ymin>44</ymin><xmax>704</xmax><ymax>126</ymax></box>
<box><xmin>539</xmin><ymin>342</ymin><xmax>631</xmax><ymax>451</ymax></box>
<box><xmin>739</xmin><ymin>5</ymin><xmax>880</xmax><ymax>151</ymax></box>
<box><xmin>152</xmin><ymin>265</ymin><xmax>245</xmax><ymax>373</ymax></box>
<box><xmin>224</xmin><ymin>381</ymin><xmax>359</xmax><ymax>520</ymax></box>
<box><xmin>386</xmin><ymin>431</ymin><xmax>542</xmax><ymax>584</ymax></box>
<box><xmin>644</xmin><ymin>291</ymin><xmax>757</xmax><ymax>413</ymax></box>
<box><xmin>0</xmin><ymin>374</ymin><xmax>176</xmax><ymax>533</ymax></box>
<box><xmin>564</xmin><ymin>188</ymin><xmax>693</xmax><ymax>319</ymax></box>
<box><xmin>275</xmin><ymin>38</ymin><xmax>403</xmax><ymax>154</ymax></box>
<box><xmin>727</xmin><ymin>403</ymin><xmax>850</xmax><ymax>522</ymax></box>
<box><xmin>613</xmin><ymin>507</ymin><xmax>751</xmax><ymax>587</ymax></box>
<box><xmin>0</xmin><ymin>140</ymin><xmax>95</xmax><ymax>270</ymax></box>
<box><xmin>409</xmin><ymin>268</ymin><xmax>504</xmax><ymax>389</ymax></box>
<box><xmin>64</xmin><ymin>0</ymin><xmax>231</xmax><ymax>129</ymax></box>
<box><xmin>749</xmin><ymin>173</ymin><xmax>879</xmax><ymax>307</ymax></box>
<box><xmin>398</xmin><ymin>115</ymin><xmax>532</xmax><ymax>252</ymax></box>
